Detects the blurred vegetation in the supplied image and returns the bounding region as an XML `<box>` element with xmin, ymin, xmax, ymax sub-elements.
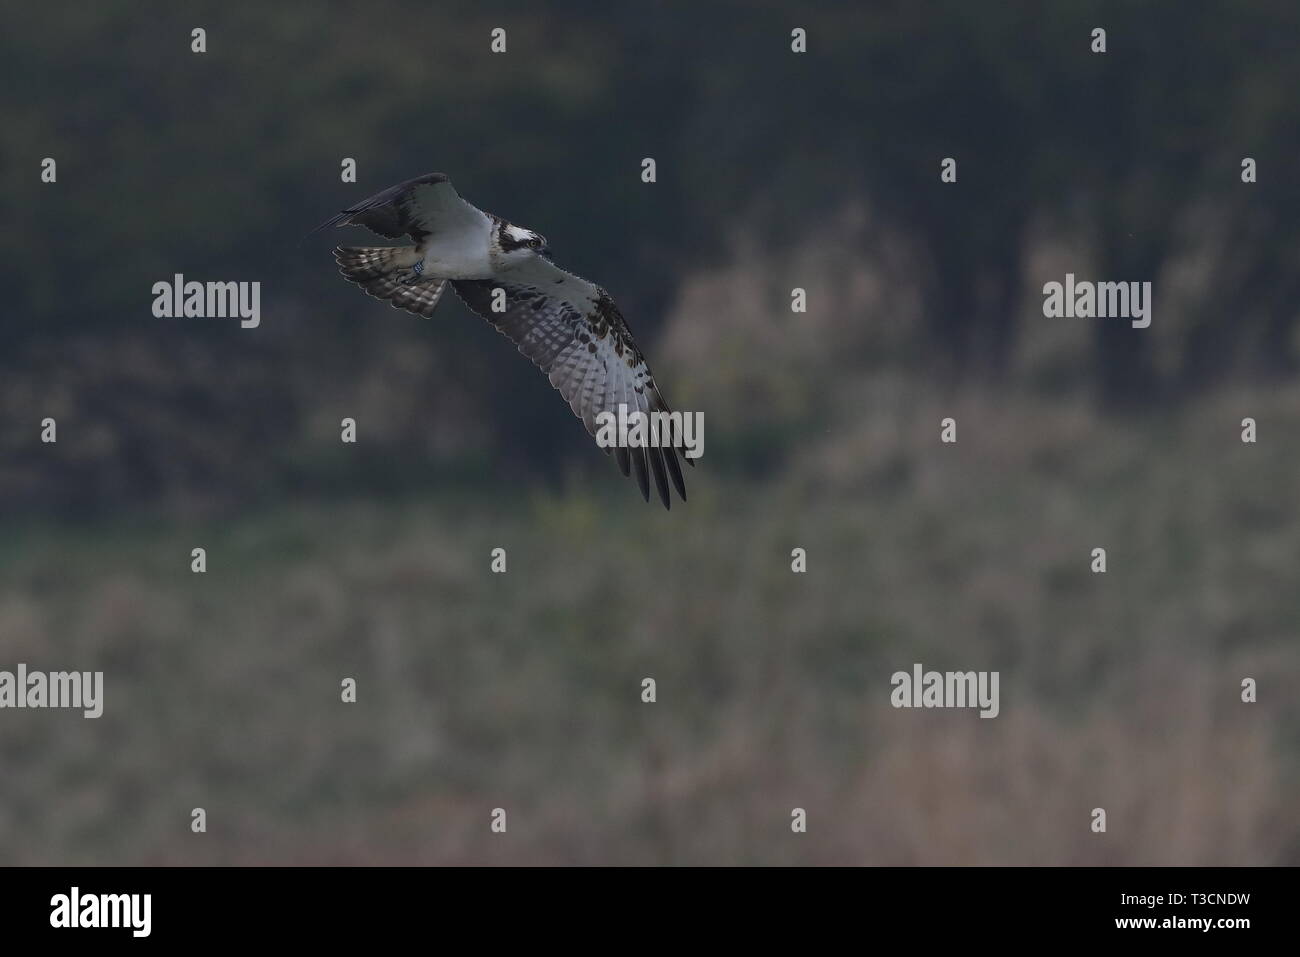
<box><xmin>2</xmin><ymin>380</ymin><xmax>1296</xmax><ymax>864</ymax></box>
<box><xmin>1</xmin><ymin>1</ymin><xmax>1297</xmax><ymax>864</ymax></box>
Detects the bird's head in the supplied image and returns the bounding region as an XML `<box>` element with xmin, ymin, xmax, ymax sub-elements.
<box><xmin>495</xmin><ymin>221</ymin><xmax>550</xmax><ymax>263</ymax></box>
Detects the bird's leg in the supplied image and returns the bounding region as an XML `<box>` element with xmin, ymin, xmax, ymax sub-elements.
<box><xmin>400</xmin><ymin>259</ymin><xmax>426</xmax><ymax>286</ymax></box>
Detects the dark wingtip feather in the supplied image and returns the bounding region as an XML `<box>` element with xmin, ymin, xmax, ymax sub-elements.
<box><xmin>663</xmin><ymin>445</ymin><xmax>687</xmax><ymax>501</ymax></box>
<box><xmin>309</xmin><ymin>211</ymin><xmax>350</xmax><ymax>237</ymax></box>
<box><xmin>615</xmin><ymin>445</ymin><xmax>631</xmax><ymax>478</ymax></box>
<box><xmin>648</xmin><ymin>447</ymin><xmax>671</xmax><ymax>509</ymax></box>
<box><xmin>631</xmin><ymin>446</ymin><xmax>650</xmax><ymax>502</ymax></box>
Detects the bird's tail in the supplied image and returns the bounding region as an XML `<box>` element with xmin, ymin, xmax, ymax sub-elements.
<box><xmin>334</xmin><ymin>246</ymin><xmax>447</xmax><ymax>318</ymax></box>
<box><xmin>334</xmin><ymin>245</ymin><xmax>412</xmax><ymax>280</ymax></box>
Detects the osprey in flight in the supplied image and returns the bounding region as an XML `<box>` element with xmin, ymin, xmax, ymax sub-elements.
<box><xmin>316</xmin><ymin>172</ymin><xmax>690</xmax><ymax>508</ymax></box>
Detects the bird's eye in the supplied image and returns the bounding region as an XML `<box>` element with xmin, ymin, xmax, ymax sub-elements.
<box><xmin>528</xmin><ymin>237</ymin><xmax>542</xmax><ymax>248</ymax></box>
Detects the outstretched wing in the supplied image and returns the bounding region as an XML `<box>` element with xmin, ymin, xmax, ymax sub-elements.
<box><xmin>313</xmin><ymin>172</ymin><xmax>489</xmax><ymax>241</ymax></box>
<box><xmin>452</xmin><ymin>259</ymin><xmax>691</xmax><ymax>508</ymax></box>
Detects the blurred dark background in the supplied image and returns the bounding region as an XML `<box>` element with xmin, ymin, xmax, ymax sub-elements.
<box><xmin>0</xmin><ymin>0</ymin><xmax>1296</xmax><ymax>864</ymax></box>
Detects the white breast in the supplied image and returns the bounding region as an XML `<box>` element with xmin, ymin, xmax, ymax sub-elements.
<box><xmin>418</xmin><ymin>220</ymin><xmax>495</xmax><ymax>280</ymax></box>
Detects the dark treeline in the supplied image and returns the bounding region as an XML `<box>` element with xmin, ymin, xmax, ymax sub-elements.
<box><xmin>2</xmin><ymin>0</ymin><xmax>1296</xmax><ymax>512</ymax></box>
